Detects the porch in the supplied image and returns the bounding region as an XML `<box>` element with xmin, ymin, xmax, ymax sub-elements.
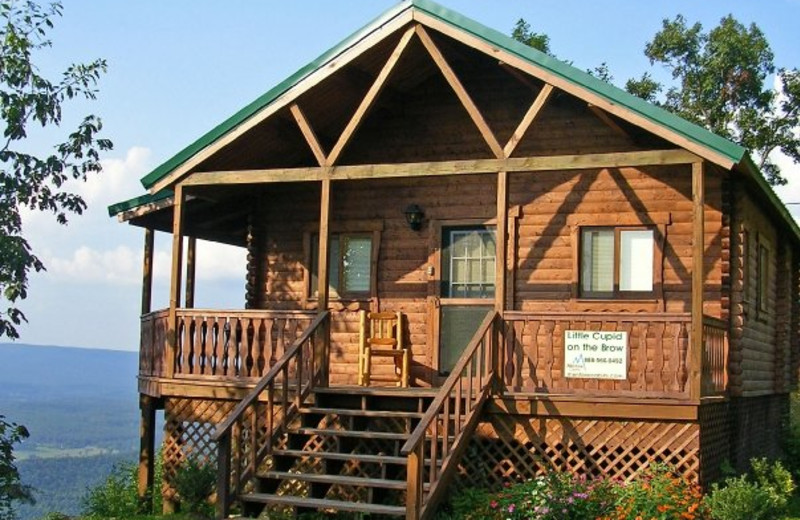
<box><xmin>137</xmin><ymin>307</ymin><xmax>728</xmax><ymax>402</ymax></box>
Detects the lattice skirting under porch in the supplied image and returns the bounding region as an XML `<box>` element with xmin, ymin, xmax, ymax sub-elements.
<box><xmin>705</xmin><ymin>394</ymin><xmax>789</xmax><ymax>476</ymax></box>
<box><xmin>162</xmin><ymin>398</ymin><xmax>237</xmax><ymax>504</ymax></box>
<box><xmin>454</xmin><ymin>413</ymin><xmax>701</xmax><ymax>491</ymax></box>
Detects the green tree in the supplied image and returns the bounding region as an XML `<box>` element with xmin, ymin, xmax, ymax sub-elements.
<box><xmin>626</xmin><ymin>14</ymin><xmax>800</xmax><ymax>185</ymax></box>
<box><xmin>511</xmin><ymin>18</ymin><xmax>551</xmax><ymax>55</ymax></box>
<box><xmin>0</xmin><ymin>416</ymin><xmax>34</xmax><ymax>520</ymax></box>
<box><xmin>0</xmin><ymin>0</ymin><xmax>112</xmax><ymax>338</ymax></box>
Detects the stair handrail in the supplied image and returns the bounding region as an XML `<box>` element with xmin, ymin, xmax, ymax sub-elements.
<box><xmin>401</xmin><ymin>310</ymin><xmax>498</xmax><ymax>520</ymax></box>
<box><xmin>212</xmin><ymin>311</ymin><xmax>329</xmax><ymax>519</ymax></box>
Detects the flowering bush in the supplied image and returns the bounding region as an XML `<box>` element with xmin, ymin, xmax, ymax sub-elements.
<box><xmin>440</xmin><ymin>472</ymin><xmax>615</xmax><ymax>519</ymax></box>
<box><xmin>601</xmin><ymin>464</ymin><xmax>708</xmax><ymax>520</ymax></box>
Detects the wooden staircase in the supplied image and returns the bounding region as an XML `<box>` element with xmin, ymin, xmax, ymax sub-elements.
<box><xmin>240</xmin><ymin>387</ymin><xmax>436</xmax><ymax>518</ymax></box>
<box><xmin>213</xmin><ymin>310</ymin><xmax>499</xmax><ymax>520</ymax></box>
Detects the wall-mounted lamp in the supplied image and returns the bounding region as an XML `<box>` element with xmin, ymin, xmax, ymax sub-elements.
<box><xmin>404</xmin><ymin>204</ymin><xmax>425</xmax><ymax>231</ymax></box>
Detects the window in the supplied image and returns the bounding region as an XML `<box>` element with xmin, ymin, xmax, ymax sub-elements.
<box><xmin>580</xmin><ymin>227</ymin><xmax>654</xmax><ymax>298</ymax></box>
<box><xmin>756</xmin><ymin>241</ymin><xmax>769</xmax><ymax>312</ymax></box>
<box><xmin>742</xmin><ymin>229</ymin><xmax>750</xmax><ymax>302</ymax></box>
<box><xmin>441</xmin><ymin>227</ymin><xmax>496</xmax><ymax>298</ymax></box>
<box><xmin>310</xmin><ymin>233</ymin><xmax>373</xmax><ymax>298</ymax></box>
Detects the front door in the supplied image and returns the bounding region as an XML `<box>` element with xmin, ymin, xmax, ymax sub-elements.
<box><xmin>438</xmin><ymin>226</ymin><xmax>495</xmax><ymax>375</ymax></box>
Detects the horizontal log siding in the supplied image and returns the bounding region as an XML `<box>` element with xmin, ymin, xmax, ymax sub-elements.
<box><xmin>254</xmin><ymin>175</ymin><xmax>497</xmax><ymax>386</ymax></box>
<box><xmin>509</xmin><ymin>165</ymin><xmax>723</xmax><ymax>316</ymax></box>
<box><xmin>730</xmin><ymin>190</ymin><xmax>793</xmax><ymax>397</ymax></box>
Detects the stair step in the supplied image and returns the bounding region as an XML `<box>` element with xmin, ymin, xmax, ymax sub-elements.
<box><xmin>260</xmin><ymin>470</ymin><xmax>407</xmax><ymax>489</ymax></box>
<box><xmin>301</xmin><ymin>406</ymin><xmax>424</xmax><ymax>419</ymax></box>
<box><xmin>273</xmin><ymin>449</ymin><xmax>407</xmax><ymax>465</ymax></box>
<box><xmin>242</xmin><ymin>493</ymin><xmax>406</xmax><ymax>516</ymax></box>
<box><xmin>314</xmin><ymin>386</ymin><xmax>438</xmax><ymax>397</ymax></box>
<box><xmin>291</xmin><ymin>427</ymin><xmax>410</xmax><ymax>441</ymax></box>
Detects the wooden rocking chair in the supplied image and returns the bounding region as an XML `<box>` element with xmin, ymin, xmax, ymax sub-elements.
<box><xmin>358</xmin><ymin>310</ymin><xmax>409</xmax><ymax>387</ymax></box>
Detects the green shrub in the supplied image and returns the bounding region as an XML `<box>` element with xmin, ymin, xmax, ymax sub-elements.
<box><xmin>174</xmin><ymin>456</ymin><xmax>216</xmax><ymax>517</ymax></box>
<box><xmin>783</xmin><ymin>393</ymin><xmax>800</xmax><ymax>480</ymax></box>
<box><xmin>81</xmin><ymin>462</ymin><xmax>139</xmax><ymax>518</ymax></box>
<box><xmin>705</xmin><ymin>458</ymin><xmax>795</xmax><ymax>520</ymax></box>
<box><xmin>36</xmin><ymin>513</ymin><xmax>71</xmax><ymax>520</ymax></box>
<box><xmin>81</xmin><ymin>452</ymin><xmax>164</xmax><ymax>517</ymax></box>
<box><xmin>436</xmin><ymin>486</ymin><xmax>496</xmax><ymax>519</ymax></box>
<box><xmin>607</xmin><ymin>463</ymin><xmax>707</xmax><ymax>520</ymax></box>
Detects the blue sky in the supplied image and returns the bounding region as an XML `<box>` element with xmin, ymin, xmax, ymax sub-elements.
<box><xmin>16</xmin><ymin>0</ymin><xmax>800</xmax><ymax>351</ymax></box>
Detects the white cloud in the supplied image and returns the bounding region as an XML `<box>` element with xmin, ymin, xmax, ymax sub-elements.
<box><xmin>76</xmin><ymin>146</ymin><xmax>152</xmax><ymax>206</ymax></box>
<box><xmin>44</xmin><ymin>245</ymin><xmax>143</xmax><ymax>285</ymax></box>
<box><xmin>195</xmin><ymin>241</ymin><xmax>247</xmax><ymax>281</ymax></box>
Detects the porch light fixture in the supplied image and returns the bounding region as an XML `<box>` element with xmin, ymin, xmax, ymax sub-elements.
<box><xmin>404</xmin><ymin>204</ymin><xmax>425</xmax><ymax>231</ymax></box>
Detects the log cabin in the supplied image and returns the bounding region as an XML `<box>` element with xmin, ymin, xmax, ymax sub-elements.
<box><xmin>110</xmin><ymin>1</ymin><xmax>800</xmax><ymax>518</ymax></box>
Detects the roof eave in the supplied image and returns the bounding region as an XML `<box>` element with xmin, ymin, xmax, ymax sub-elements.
<box><xmin>736</xmin><ymin>154</ymin><xmax>800</xmax><ymax>245</ymax></box>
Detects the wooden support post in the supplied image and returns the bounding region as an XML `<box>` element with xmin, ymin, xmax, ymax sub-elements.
<box><xmin>495</xmin><ymin>172</ymin><xmax>508</xmax><ymax>312</ymax></box>
<box><xmin>315</xmin><ymin>179</ymin><xmax>332</xmax><ymax>386</ymax></box>
<box><xmin>137</xmin><ymin>395</ymin><xmax>156</xmax><ymax>512</ymax></box>
<box><xmin>494</xmin><ymin>172</ymin><xmax>508</xmax><ymax>396</ymax></box>
<box><xmin>405</xmin><ymin>444</ymin><xmax>423</xmax><ymax>520</ymax></box>
<box><xmin>690</xmin><ymin>162</ymin><xmax>704</xmax><ymax>401</ymax></box>
<box><xmin>185</xmin><ymin>236</ymin><xmax>197</xmax><ymax>309</ymax></box>
<box><xmin>216</xmin><ymin>433</ymin><xmax>232</xmax><ymax>520</ymax></box>
<box><xmin>167</xmin><ymin>185</ymin><xmax>185</xmax><ymax>379</ymax></box>
<box><xmin>141</xmin><ymin>228</ymin><xmax>154</xmax><ymax>315</ymax></box>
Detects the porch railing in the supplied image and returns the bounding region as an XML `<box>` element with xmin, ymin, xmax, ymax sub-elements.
<box><xmin>138</xmin><ymin>309</ymin><xmax>316</xmax><ymax>380</ymax></box>
<box><xmin>402</xmin><ymin>310</ymin><xmax>498</xmax><ymax>520</ymax></box>
<box><xmin>701</xmin><ymin>316</ymin><xmax>728</xmax><ymax>396</ymax></box>
<box><xmin>501</xmin><ymin>311</ymin><xmax>692</xmax><ymax>398</ymax></box>
<box><xmin>140</xmin><ymin>309</ymin><xmax>169</xmax><ymax>377</ymax></box>
<box><xmin>212</xmin><ymin>311</ymin><xmax>329</xmax><ymax>519</ymax></box>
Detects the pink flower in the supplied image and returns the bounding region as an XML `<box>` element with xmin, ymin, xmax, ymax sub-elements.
<box><xmin>508</xmin><ymin>504</ymin><xmax>516</xmax><ymax>513</ymax></box>
<box><xmin>490</xmin><ymin>500</ymin><xmax>498</xmax><ymax>509</ymax></box>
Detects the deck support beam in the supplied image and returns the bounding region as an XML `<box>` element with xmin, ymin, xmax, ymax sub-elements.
<box><xmin>137</xmin><ymin>395</ymin><xmax>157</xmax><ymax>511</ymax></box>
<box><xmin>690</xmin><ymin>162</ymin><xmax>704</xmax><ymax>401</ymax></box>
<box><xmin>167</xmin><ymin>184</ymin><xmax>185</xmax><ymax>379</ymax></box>
<box><xmin>141</xmin><ymin>228</ymin><xmax>154</xmax><ymax>315</ymax></box>
<box><xmin>315</xmin><ymin>179</ymin><xmax>332</xmax><ymax>387</ymax></box>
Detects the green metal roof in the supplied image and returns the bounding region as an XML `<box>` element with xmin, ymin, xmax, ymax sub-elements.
<box><xmin>113</xmin><ymin>0</ymin><xmax>799</xmax><ymax>243</ymax></box>
<box><xmin>107</xmin><ymin>190</ymin><xmax>173</xmax><ymax>217</ymax></box>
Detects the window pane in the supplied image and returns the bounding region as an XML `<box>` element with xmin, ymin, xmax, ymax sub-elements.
<box><xmin>311</xmin><ymin>236</ymin><xmax>340</xmax><ymax>297</ymax></box>
<box><xmin>581</xmin><ymin>229</ymin><xmax>614</xmax><ymax>293</ymax></box>
<box><xmin>620</xmin><ymin>230</ymin><xmax>654</xmax><ymax>291</ymax></box>
<box><xmin>444</xmin><ymin>228</ymin><xmax>495</xmax><ymax>298</ymax></box>
<box><xmin>342</xmin><ymin>236</ymin><xmax>371</xmax><ymax>293</ymax></box>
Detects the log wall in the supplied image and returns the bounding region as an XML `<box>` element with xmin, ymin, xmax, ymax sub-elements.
<box><xmin>250</xmin><ymin>162</ymin><xmax>725</xmax><ymax>387</ymax></box>
<box><xmin>729</xmin><ymin>188</ymin><xmax>796</xmax><ymax>397</ymax></box>
<box><xmin>508</xmin><ymin>165</ymin><xmax>723</xmax><ymax>316</ymax></box>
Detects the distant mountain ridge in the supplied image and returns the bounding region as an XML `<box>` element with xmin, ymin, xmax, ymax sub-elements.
<box><xmin>0</xmin><ymin>343</ymin><xmax>138</xmax><ymax>400</ymax></box>
<box><xmin>0</xmin><ymin>343</ymin><xmax>143</xmax><ymax>520</ymax></box>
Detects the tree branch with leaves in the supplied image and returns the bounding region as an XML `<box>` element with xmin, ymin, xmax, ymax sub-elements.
<box><xmin>0</xmin><ymin>0</ymin><xmax>112</xmax><ymax>338</ymax></box>
<box><xmin>0</xmin><ymin>416</ymin><xmax>33</xmax><ymax>520</ymax></box>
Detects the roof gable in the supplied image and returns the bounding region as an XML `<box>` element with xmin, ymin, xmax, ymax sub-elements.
<box><xmin>139</xmin><ymin>0</ymin><xmax>749</xmax><ymax>193</ymax></box>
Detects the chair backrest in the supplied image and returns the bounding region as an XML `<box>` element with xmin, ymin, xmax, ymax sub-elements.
<box><xmin>360</xmin><ymin>311</ymin><xmax>403</xmax><ymax>349</ymax></box>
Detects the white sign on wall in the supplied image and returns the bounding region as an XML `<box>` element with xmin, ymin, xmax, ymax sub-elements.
<box><xmin>564</xmin><ymin>330</ymin><xmax>628</xmax><ymax>380</ymax></box>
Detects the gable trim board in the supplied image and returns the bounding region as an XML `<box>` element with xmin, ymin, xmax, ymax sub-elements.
<box><xmin>111</xmin><ymin>0</ymin><xmax>799</xmax><ymax>243</ymax></box>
